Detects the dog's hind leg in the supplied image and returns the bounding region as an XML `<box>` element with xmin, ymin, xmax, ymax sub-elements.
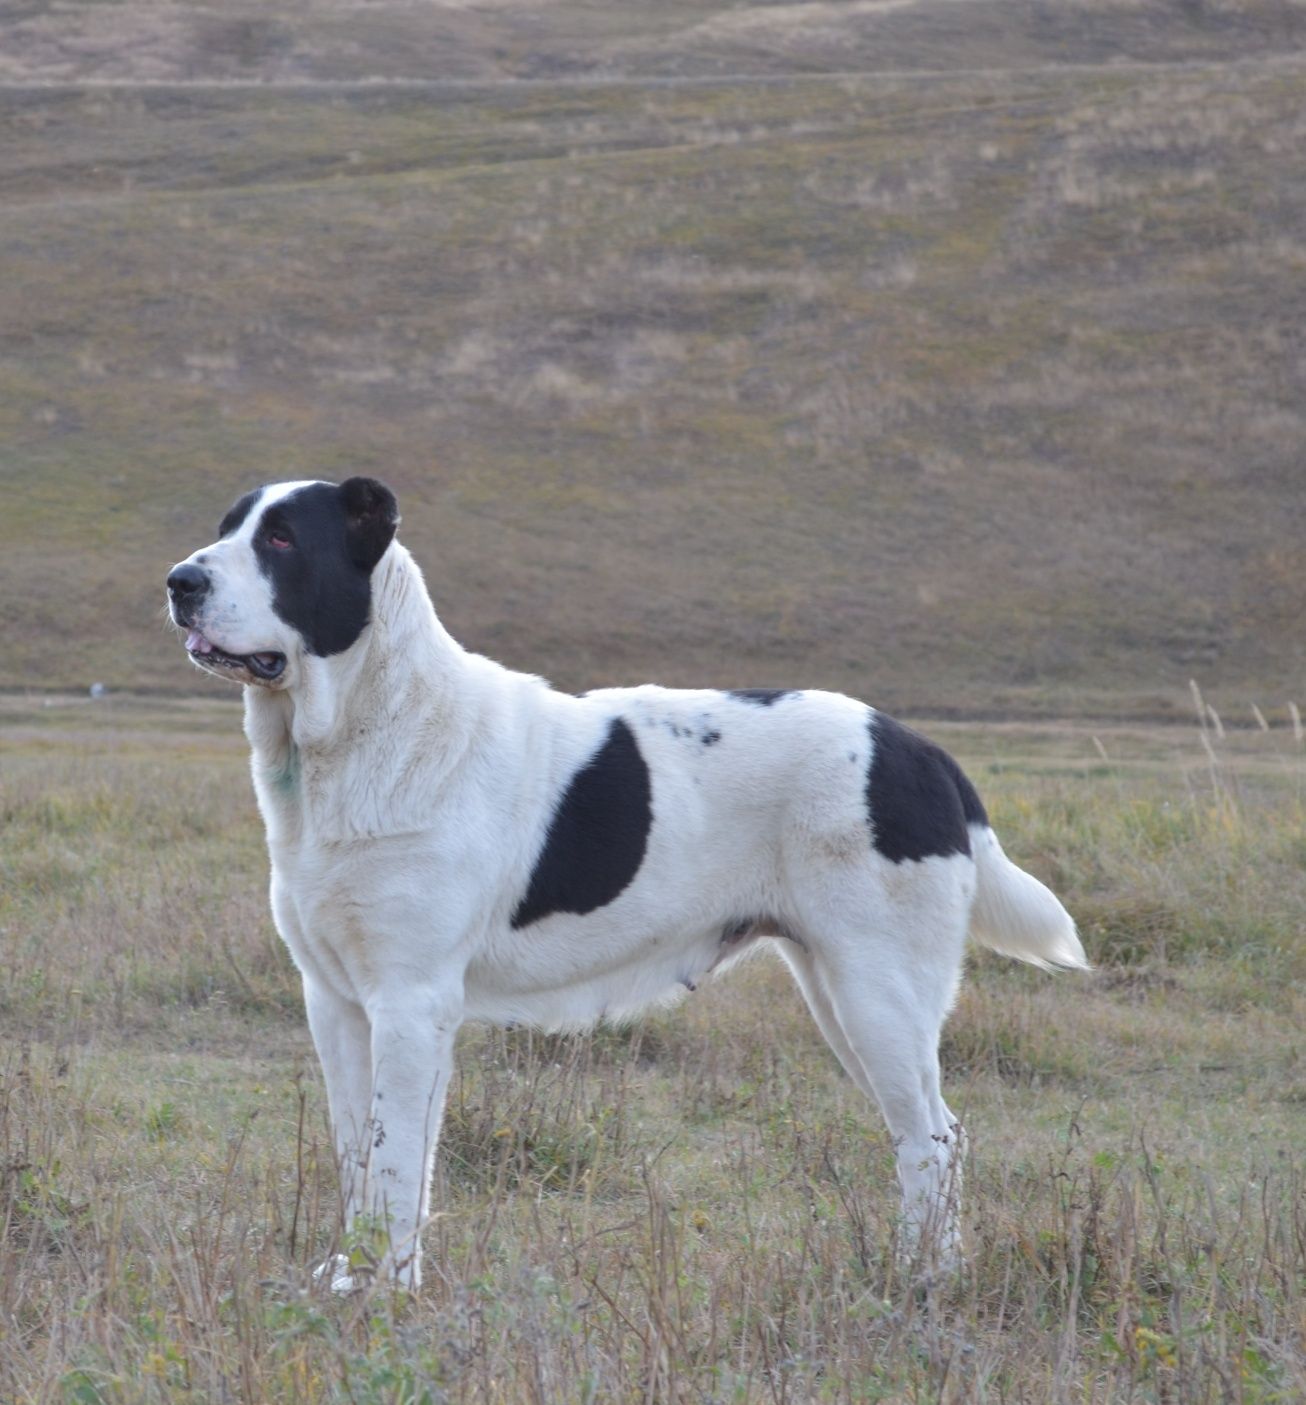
<box><xmin>789</xmin><ymin>873</ymin><xmax>970</xmax><ymax>1268</ymax></box>
<box><xmin>820</xmin><ymin>963</ymin><xmax>965</xmax><ymax>1267</ymax></box>
<box><xmin>777</xmin><ymin>943</ymin><xmax>878</xmax><ymax>1104</ymax></box>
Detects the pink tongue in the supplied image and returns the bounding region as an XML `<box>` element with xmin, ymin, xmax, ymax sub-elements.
<box><xmin>186</xmin><ymin>630</ymin><xmax>214</xmax><ymax>655</ymax></box>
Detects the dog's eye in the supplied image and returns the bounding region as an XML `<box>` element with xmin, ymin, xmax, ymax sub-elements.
<box><xmin>267</xmin><ymin>530</ymin><xmax>293</xmax><ymax>550</ymax></box>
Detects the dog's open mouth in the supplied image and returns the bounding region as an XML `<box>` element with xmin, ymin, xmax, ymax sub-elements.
<box><xmin>186</xmin><ymin>629</ymin><xmax>286</xmax><ymax>682</ymax></box>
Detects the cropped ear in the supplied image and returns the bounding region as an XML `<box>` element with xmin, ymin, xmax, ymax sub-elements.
<box><xmin>340</xmin><ymin>477</ymin><xmax>400</xmax><ymax>571</ymax></box>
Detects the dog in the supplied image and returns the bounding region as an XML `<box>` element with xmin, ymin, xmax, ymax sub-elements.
<box><xmin>166</xmin><ymin>476</ymin><xmax>1086</xmax><ymax>1289</ymax></box>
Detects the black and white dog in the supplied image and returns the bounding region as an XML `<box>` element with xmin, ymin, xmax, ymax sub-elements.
<box><xmin>167</xmin><ymin>477</ymin><xmax>1085</xmax><ymax>1289</ymax></box>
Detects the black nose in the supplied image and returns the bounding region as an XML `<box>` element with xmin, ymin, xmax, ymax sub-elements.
<box><xmin>167</xmin><ymin>562</ymin><xmax>209</xmax><ymax>600</ymax></box>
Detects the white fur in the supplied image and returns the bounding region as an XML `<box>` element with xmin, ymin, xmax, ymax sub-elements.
<box><xmin>171</xmin><ymin>487</ymin><xmax>1086</xmax><ymax>1289</ymax></box>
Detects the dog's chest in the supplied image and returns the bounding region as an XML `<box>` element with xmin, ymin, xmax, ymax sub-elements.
<box><xmin>268</xmin><ymin>835</ymin><xmax>417</xmax><ymax>1001</ymax></box>
<box><xmin>254</xmin><ymin>740</ymin><xmax>388</xmax><ymax>848</ymax></box>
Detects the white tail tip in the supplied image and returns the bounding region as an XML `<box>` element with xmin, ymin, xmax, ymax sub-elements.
<box><xmin>969</xmin><ymin>827</ymin><xmax>1089</xmax><ymax>972</ymax></box>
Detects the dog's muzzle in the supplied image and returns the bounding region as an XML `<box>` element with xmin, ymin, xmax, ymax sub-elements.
<box><xmin>166</xmin><ymin>562</ymin><xmax>209</xmax><ymax>624</ymax></box>
<box><xmin>166</xmin><ymin>561</ymin><xmax>287</xmax><ymax>683</ymax></box>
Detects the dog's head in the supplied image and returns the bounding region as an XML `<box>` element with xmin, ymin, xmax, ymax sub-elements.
<box><xmin>166</xmin><ymin>478</ymin><xmax>399</xmax><ymax>688</ymax></box>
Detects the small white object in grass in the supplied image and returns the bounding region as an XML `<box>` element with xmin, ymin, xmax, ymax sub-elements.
<box><xmin>90</xmin><ymin>682</ymin><xmax>106</xmax><ymax>699</ymax></box>
<box><xmin>312</xmin><ymin>1255</ymin><xmax>360</xmax><ymax>1295</ymax></box>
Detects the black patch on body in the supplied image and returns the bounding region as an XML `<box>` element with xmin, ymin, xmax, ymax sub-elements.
<box><xmin>245</xmin><ymin>478</ymin><xmax>398</xmax><ymax>657</ymax></box>
<box><xmin>701</xmin><ymin>728</ymin><xmax>722</xmax><ymax>746</ymax></box>
<box><xmin>727</xmin><ymin>688</ymin><xmax>796</xmax><ymax>707</ymax></box>
<box><xmin>511</xmin><ymin>718</ymin><xmax>653</xmax><ymax>929</ymax></box>
<box><xmin>865</xmin><ymin>711</ymin><xmax>987</xmax><ymax>864</ymax></box>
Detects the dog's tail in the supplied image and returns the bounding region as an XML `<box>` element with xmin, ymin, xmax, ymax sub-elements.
<box><xmin>967</xmin><ymin>824</ymin><xmax>1088</xmax><ymax>971</ymax></box>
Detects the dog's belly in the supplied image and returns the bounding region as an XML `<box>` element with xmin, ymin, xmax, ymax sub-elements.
<box><xmin>461</xmin><ymin>919</ymin><xmax>760</xmax><ymax>1030</ymax></box>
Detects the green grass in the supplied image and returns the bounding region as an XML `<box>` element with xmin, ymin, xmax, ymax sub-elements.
<box><xmin>1</xmin><ymin>699</ymin><xmax>1302</xmax><ymax>1401</ymax></box>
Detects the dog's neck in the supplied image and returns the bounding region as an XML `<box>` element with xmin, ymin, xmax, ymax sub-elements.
<box><xmin>243</xmin><ymin>543</ymin><xmax>472</xmax><ymax>815</ymax></box>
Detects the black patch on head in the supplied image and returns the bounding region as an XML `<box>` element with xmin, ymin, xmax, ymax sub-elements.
<box><xmin>866</xmin><ymin>711</ymin><xmax>987</xmax><ymax>864</ymax></box>
<box><xmin>511</xmin><ymin>718</ymin><xmax>653</xmax><ymax>929</ymax></box>
<box><xmin>248</xmin><ymin>477</ymin><xmax>399</xmax><ymax>657</ymax></box>
<box><xmin>727</xmin><ymin>689</ymin><xmax>796</xmax><ymax>707</ymax></box>
<box><xmin>219</xmin><ymin>489</ymin><xmax>260</xmax><ymax>539</ymax></box>
<box><xmin>340</xmin><ymin>475</ymin><xmax>401</xmax><ymax>572</ymax></box>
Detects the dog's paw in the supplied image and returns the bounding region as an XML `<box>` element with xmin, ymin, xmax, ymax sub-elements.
<box><xmin>896</xmin><ymin>1220</ymin><xmax>967</xmax><ymax>1286</ymax></box>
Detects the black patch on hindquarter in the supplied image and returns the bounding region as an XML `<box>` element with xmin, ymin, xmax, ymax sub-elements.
<box><xmin>727</xmin><ymin>688</ymin><xmax>796</xmax><ymax>707</ymax></box>
<box><xmin>511</xmin><ymin>718</ymin><xmax>653</xmax><ymax>929</ymax></box>
<box><xmin>245</xmin><ymin>477</ymin><xmax>399</xmax><ymax>657</ymax></box>
<box><xmin>865</xmin><ymin>711</ymin><xmax>987</xmax><ymax>864</ymax></box>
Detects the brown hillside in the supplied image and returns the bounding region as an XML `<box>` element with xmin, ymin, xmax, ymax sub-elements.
<box><xmin>2</xmin><ymin>3</ymin><xmax>1306</xmax><ymax>718</ymax></box>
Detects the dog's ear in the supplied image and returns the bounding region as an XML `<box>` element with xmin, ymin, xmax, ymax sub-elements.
<box><xmin>340</xmin><ymin>477</ymin><xmax>400</xmax><ymax>571</ymax></box>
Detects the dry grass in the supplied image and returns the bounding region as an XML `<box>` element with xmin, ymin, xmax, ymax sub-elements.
<box><xmin>1</xmin><ymin>696</ymin><xmax>1302</xmax><ymax>1402</ymax></box>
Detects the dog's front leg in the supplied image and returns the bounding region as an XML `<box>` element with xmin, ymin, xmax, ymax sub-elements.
<box><xmin>303</xmin><ymin>979</ymin><xmax>373</xmax><ymax>1226</ymax></box>
<box><xmin>362</xmin><ymin>990</ymin><xmax>462</xmax><ymax>1290</ymax></box>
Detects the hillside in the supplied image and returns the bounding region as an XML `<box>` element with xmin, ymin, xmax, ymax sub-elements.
<box><xmin>3</xmin><ymin>2</ymin><xmax>1306</xmax><ymax>718</ymax></box>
<box><xmin>4</xmin><ymin>0</ymin><xmax>1306</xmax><ymax>84</ymax></box>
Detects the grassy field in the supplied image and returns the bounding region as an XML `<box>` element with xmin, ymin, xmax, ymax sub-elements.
<box><xmin>2</xmin><ymin>695</ymin><xmax>1302</xmax><ymax>1402</ymax></box>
